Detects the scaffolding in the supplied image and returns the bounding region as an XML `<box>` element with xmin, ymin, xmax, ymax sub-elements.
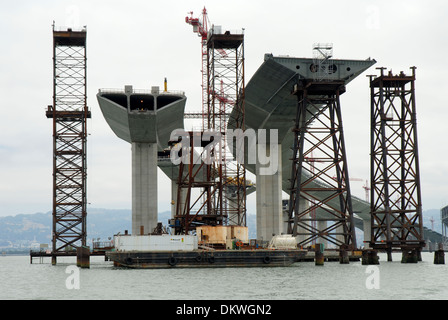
<box><xmin>369</xmin><ymin>67</ymin><xmax>424</xmax><ymax>258</ymax></box>
<box><xmin>175</xmin><ymin>25</ymin><xmax>246</xmax><ymax>233</ymax></box>
<box><xmin>312</xmin><ymin>43</ymin><xmax>335</xmax><ymax>81</ymax></box>
<box><xmin>171</xmin><ymin>131</ymin><xmax>226</xmax><ymax>234</ymax></box>
<box><xmin>287</xmin><ymin>80</ymin><xmax>357</xmax><ymax>250</ymax></box>
<box><xmin>207</xmin><ymin>26</ymin><xmax>246</xmax><ymax>227</ymax></box>
<box><xmin>46</xmin><ymin>24</ymin><xmax>90</xmax><ymax>256</ymax></box>
<box><xmin>185</xmin><ymin>8</ymin><xmax>209</xmax><ymax>131</ymax></box>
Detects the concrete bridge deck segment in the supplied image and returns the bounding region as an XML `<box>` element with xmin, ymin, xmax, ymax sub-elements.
<box><xmin>97</xmin><ymin>86</ymin><xmax>187</xmax><ymax>236</ymax></box>
<box><xmin>229</xmin><ymin>54</ymin><xmax>376</xmax><ymax>243</ymax></box>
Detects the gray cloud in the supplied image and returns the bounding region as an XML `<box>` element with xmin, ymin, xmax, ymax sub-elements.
<box><xmin>1</xmin><ymin>0</ymin><xmax>447</xmax><ymax>216</ymax></box>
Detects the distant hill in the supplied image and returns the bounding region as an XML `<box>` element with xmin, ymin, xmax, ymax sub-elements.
<box><xmin>421</xmin><ymin>208</ymin><xmax>443</xmax><ymax>234</ymax></box>
<box><xmin>0</xmin><ymin>208</ymin><xmax>442</xmax><ymax>250</ymax></box>
<box><xmin>0</xmin><ymin>208</ymin><xmax>257</xmax><ymax>249</ymax></box>
<box><xmin>420</xmin><ymin>208</ymin><xmax>444</xmax><ymax>245</ymax></box>
<box><xmin>0</xmin><ymin>211</ymin><xmax>52</xmax><ymax>248</ymax></box>
<box><xmin>0</xmin><ymin>208</ymin><xmax>133</xmax><ymax>249</ymax></box>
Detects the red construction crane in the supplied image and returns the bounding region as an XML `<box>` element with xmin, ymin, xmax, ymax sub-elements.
<box><xmin>185</xmin><ymin>8</ymin><xmax>209</xmax><ymax>39</ymax></box>
<box><xmin>344</xmin><ymin>177</ymin><xmax>368</xmax><ymax>203</ymax></box>
<box><xmin>332</xmin><ymin>175</ymin><xmax>367</xmax><ymax>201</ymax></box>
<box><xmin>362</xmin><ymin>180</ymin><xmax>370</xmax><ymax>202</ymax></box>
<box><xmin>186</xmin><ymin>7</ymin><xmax>229</xmax><ymax>130</ymax></box>
<box><xmin>185</xmin><ymin>8</ymin><xmax>210</xmax><ymax>129</ymax></box>
<box><xmin>348</xmin><ymin>177</ymin><xmax>368</xmax><ymax>202</ymax></box>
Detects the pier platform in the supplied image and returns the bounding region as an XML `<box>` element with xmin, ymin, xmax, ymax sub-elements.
<box><xmin>299</xmin><ymin>249</ymin><xmax>362</xmax><ymax>262</ymax></box>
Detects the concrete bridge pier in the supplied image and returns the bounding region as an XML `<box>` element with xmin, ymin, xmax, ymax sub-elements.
<box><xmin>132</xmin><ymin>142</ymin><xmax>158</xmax><ymax>235</ymax></box>
<box><xmin>256</xmin><ymin>143</ymin><xmax>282</xmax><ymax>243</ymax></box>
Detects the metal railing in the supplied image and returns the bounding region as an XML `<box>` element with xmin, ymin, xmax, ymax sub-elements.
<box><xmin>53</xmin><ymin>25</ymin><xmax>87</xmax><ymax>33</ymax></box>
<box><xmin>209</xmin><ymin>26</ymin><xmax>245</xmax><ymax>36</ymax></box>
<box><xmin>98</xmin><ymin>88</ymin><xmax>185</xmax><ymax>96</ymax></box>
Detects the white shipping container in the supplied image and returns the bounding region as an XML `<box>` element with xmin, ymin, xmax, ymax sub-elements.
<box><xmin>268</xmin><ymin>235</ymin><xmax>298</xmax><ymax>250</ymax></box>
<box><xmin>114</xmin><ymin>235</ymin><xmax>198</xmax><ymax>252</ymax></box>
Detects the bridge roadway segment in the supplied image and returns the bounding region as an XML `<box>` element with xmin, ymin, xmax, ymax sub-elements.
<box><xmin>227</xmin><ymin>54</ymin><xmax>376</xmax><ymax>241</ymax></box>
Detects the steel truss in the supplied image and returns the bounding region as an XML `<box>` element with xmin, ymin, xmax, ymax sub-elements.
<box><xmin>46</xmin><ymin>25</ymin><xmax>90</xmax><ymax>253</ymax></box>
<box><xmin>174</xmin><ymin>28</ymin><xmax>246</xmax><ymax>233</ymax></box>
<box><xmin>369</xmin><ymin>67</ymin><xmax>424</xmax><ymax>254</ymax></box>
<box><xmin>171</xmin><ymin>131</ymin><xmax>226</xmax><ymax>234</ymax></box>
<box><xmin>287</xmin><ymin>80</ymin><xmax>357</xmax><ymax>250</ymax></box>
<box><xmin>207</xmin><ymin>29</ymin><xmax>246</xmax><ymax>227</ymax></box>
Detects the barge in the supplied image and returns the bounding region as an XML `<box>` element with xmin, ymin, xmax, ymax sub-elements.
<box><xmin>106</xmin><ymin>230</ymin><xmax>306</xmax><ymax>269</ymax></box>
<box><xmin>107</xmin><ymin>248</ymin><xmax>305</xmax><ymax>268</ymax></box>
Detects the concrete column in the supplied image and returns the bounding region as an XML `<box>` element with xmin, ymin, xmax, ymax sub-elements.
<box><xmin>171</xmin><ymin>180</ymin><xmax>177</xmax><ymax>219</ymax></box>
<box><xmin>282</xmin><ymin>204</ymin><xmax>289</xmax><ymax>238</ymax></box>
<box><xmin>336</xmin><ymin>225</ymin><xmax>345</xmax><ymax>244</ymax></box>
<box><xmin>76</xmin><ymin>246</ymin><xmax>90</xmax><ymax>269</ymax></box>
<box><xmin>363</xmin><ymin>218</ymin><xmax>371</xmax><ymax>248</ymax></box>
<box><xmin>171</xmin><ymin>179</ymin><xmax>186</xmax><ymax>219</ymax></box>
<box><xmin>132</xmin><ymin>142</ymin><xmax>158</xmax><ymax>235</ymax></box>
<box><xmin>317</xmin><ymin>220</ymin><xmax>327</xmax><ymax>249</ymax></box>
<box><xmin>362</xmin><ymin>249</ymin><xmax>379</xmax><ymax>265</ymax></box>
<box><xmin>401</xmin><ymin>250</ymin><xmax>418</xmax><ymax>263</ymax></box>
<box><xmin>315</xmin><ymin>243</ymin><xmax>324</xmax><ymax>266</ymax></box>
<box><xmin>227</xmin><ymin>197</ymin><xmax>239</xmax><ymax>226</ymax></box>
<box><xmin>256</xmin><ymin>143</ymin><xmax>282</xmax><ymax>243</ymax></box>
<box><xmin>434</xmin><ymin>244</ymin><xmax>445</xmax><ymax>264</ymax></box>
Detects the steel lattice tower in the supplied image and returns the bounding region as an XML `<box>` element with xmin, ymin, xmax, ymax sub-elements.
<box><xmin>174</xmin><ymin>26</ymin><xmax>246</xmax><ymax>234</ymax></box>
<box><xmin>46</xmin><ymin>25</ymin><xmax>90</xmax><ymax>259</ymax></box>
<box><xmin>369</xmin><ymin>67</ymin><xmax>424</xmax><ymax>259</ymax></box>
<box><xmin>287</xmin><ymin>80</ymin><xmax>357</xmax><ymax>250</ymax></box>
<box><xmin>207</xmin><ymin>27</ymin><xmax>246</xmax><ymax>227</ymax></box>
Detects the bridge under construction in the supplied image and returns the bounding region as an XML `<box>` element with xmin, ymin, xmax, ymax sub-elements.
<box><xmin>36</xmin><ymin>9</ymin><xmax>429</xmax><ymax>266</ymax></box>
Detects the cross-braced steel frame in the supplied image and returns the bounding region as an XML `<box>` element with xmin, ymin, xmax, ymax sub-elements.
<box><xmin>207</xmin><ymin>29</ymin><xmax>246</xmax><ymax>227</ymax></box>
<box><xmin>172</xmin><ymin>131</ymin><xmax>226</xmax><ymax>235</ymax></box>
<box><xmin>46</xmin><ymin>25</ymin><xmax>90</xmax><ymax>254</ymax></box>
<box><xmin>287</xmin><ymin>80</ymin><xmax>357</xmax><ymax>250</ymax></box>
<box><xmin>175</xmin><ymin>29</ymin><xmax>247</xmax><ymax>233</ymax></box>
<box><xmin>369</xmin><ymin>67</ymin><xmax>424</xmax><ymax>254</ymax></box>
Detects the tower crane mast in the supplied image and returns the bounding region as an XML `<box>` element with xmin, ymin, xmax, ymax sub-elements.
<box><xmin>185</xmin><ymin>7</ymin><xmax>209</xmax><ymax>130</ymax></box>
<box><xmin>363</xmin><ymin>180</ymin><xmax>370</xmax><ymax>202</ymax></box>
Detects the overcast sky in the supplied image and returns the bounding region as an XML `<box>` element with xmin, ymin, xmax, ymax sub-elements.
<box><xmin>1</xmin><ymin>0</ymin><xmax>447</xmax><ymax>218</ymax></box>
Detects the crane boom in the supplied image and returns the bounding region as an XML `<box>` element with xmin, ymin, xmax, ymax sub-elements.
<box><xmin>185</xmin><ymin>7</ymin><xmax>209</xmax><ymax>129</ymax></box>
<box><xmin>185</xmin><ymin>7</ymin><xmax>208</xmax><ymax>40</ymax></box>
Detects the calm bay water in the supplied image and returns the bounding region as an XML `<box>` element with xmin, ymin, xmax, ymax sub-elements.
<box><xmin>1</xmin><ymin>252</ymin><xmax>448</xmax><ymax>300</ymax></box>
